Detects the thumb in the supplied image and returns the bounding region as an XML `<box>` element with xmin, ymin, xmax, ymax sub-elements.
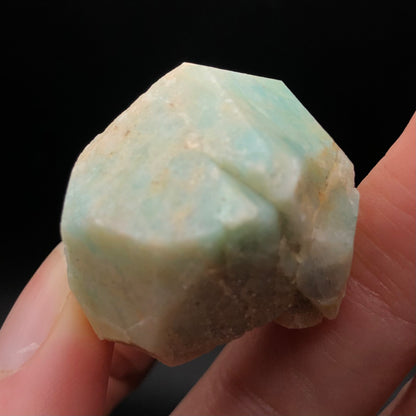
<box><xmin>0</xmin><ymin>244</ymin><xmax>113</xmax><ymax>415</ymax></box>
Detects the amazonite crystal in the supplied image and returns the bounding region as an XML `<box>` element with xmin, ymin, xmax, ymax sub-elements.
<box><xmin>61</xmin><ymin>63</ymin><xmax>359</xmax><ymax>365</ymax></box>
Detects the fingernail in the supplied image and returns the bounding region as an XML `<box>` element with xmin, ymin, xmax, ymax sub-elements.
<box><xmin>0</xmin><ymin>244</ymin><xmax>70</xmax><ymax>376</ymax></box>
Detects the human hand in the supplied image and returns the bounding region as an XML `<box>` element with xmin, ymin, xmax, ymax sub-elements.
<box><xmin>0</xmin><ymin>114</ymin><xmax>414</xmax><ymax>416</ymax></box>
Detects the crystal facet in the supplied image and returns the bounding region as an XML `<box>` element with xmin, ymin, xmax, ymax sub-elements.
<box><xmin>61</xmin><ymin>63</ymin><xmax>359</xmax><ymax>365</ymax></box>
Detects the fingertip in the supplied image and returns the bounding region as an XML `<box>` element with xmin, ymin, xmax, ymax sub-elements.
<box><xmin>378</xmin><ymin>111</ymin><xmax>415</xmax><ymax>196</ymax></box>
<box><xmin>353</xmin><ymin>112</ymin><xmax>416</xmax><ymax>323</ymax></box>
<box><xmin>0</xmin><ymin>244</ymin><xmax>70</xmax><ymax>377</ymax></box>
<box><xmin>0</xmin><ymin>246</ymin><xmax>114</xmax><ymax>415</ymax></box>
<box><xmin>387</xmin><ymin>111</ymin><xmax>415</xmax><ymax>156</ymax></box>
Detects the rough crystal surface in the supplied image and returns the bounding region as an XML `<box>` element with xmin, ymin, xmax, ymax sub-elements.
<box><xmin>61</xmin><ymin>63</ymin><xmax>359</xmax><ymax>365</ymax></box>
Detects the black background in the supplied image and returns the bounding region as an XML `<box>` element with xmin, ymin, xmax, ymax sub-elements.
<box><xmin>1</xmin><ymin>1</ymin><xmax>415</xmax><ymax>415</ymax></box>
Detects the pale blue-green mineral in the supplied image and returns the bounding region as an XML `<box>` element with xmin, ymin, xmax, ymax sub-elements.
<box><xmin>61</xmin><ymin>63</ymin><xmax>359</xmax><ymax>365</ymax></box>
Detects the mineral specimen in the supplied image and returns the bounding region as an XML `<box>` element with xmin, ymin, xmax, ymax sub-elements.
<box><xmin>61</xmin><ymin>63</ymin><xmax>359</xmax><ymax>365</ymax></box>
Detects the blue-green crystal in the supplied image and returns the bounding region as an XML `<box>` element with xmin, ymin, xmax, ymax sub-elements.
<box><xmin>61</xmin><ymin>63</ymin><xmax>359</xmax><ymax>365</ymax></box>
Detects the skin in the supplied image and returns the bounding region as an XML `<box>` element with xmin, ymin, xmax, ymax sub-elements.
<box><xmin>0</xmin><ymin>113</ymin><xmax>414</xmax><ymax>416</ymax></box>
